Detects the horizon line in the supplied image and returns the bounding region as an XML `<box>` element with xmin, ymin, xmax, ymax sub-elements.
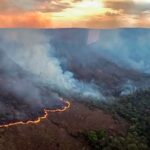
<box><xmin>0</xmin><ymin>27</ymin><xmax>150</xmax><ymax>30</ymax></box>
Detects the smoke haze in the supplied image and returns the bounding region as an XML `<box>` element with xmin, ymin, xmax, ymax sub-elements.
<box><xmin>0</xmin><ymin>28</ymin><xmax>150</xmax><ymax>112</ymax></box>
<box><xmin>90</xmin><ymin>29</ymin><xmax>150</xmax><ymax>73</ymax></box>
<box><xmin>0</xmin><ymin>29</ymin><xmax>103</xmax><ymax>108</ymax></box>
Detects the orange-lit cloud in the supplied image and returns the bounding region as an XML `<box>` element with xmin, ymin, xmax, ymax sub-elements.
<box><xmin>0</xmin><ymin>0</ymin><xmax>150</xmax><ymax>28</ymax></box>
<box><xmin>0</xmin><ymin>12</ymin><xmax>52</xmax><ymax>28</ymax></box>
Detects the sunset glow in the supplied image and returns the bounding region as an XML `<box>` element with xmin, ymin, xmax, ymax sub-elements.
<box><xmin>75</xmin><ymin>0</ymin><xmax>104</xmax><ymax>10</ymax></box>
<box><xmin>0</xmin><ymin>0</ymin><xmax>150</xmax><ymax>28</ymax></box>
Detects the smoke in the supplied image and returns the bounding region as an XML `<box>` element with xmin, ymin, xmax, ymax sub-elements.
<box><xmin>44</xmin><ymin>28</ymin><xmax>150</xmax><ymax>97</ymax></box>
<box><xmin>1</xmin><ymin>28</ymin><xmax>150</xmax><ymax>122</ymax></box>
<box><xmin>0</xmin><ymin>29</ymin><xmax>104</xmax><ymax>108</ymax></box>
<box><xmin>90</xmin><ymin>29</ymin><xmax>150</xmax><ymax>74</ymax></box>
<box><xmin>0</xmin><ymin>28</ymin><xmax>149</xmax><ymax>113</ymax></box>
<box><xmin>120</xmin><ymin>80</ymin><xmax>137</xmax><ymax>96</ymax></box>
<box><xmin>47</xmin><ymin>29</ymin><xmax>150</xmax><ymax>75</ymax></box>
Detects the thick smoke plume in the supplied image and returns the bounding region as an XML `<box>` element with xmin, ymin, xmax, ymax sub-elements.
<box><xmin>46</xmin><ymin>28</ymin><xmax>150</xmax><ymax>96</ymax></box>
<box><xmin>0</xmin><ymin>28</ymin><xmax>149</xmax><ymax>112</ymax></box>
<box><xmin>0</xmin><ymin>28</ymin><xmax>149</xmax><ymax>122</ymax></box>
<box><xmin>0</xmin><ymin>29</ymin><xmax>103</xmax><ymax>108</ymax></box>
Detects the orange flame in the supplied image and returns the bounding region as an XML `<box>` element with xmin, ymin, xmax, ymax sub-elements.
<box><xmin>0</xmin><ymin>99</ymin><xmax>71</xmax><ymax>128</ymax></box>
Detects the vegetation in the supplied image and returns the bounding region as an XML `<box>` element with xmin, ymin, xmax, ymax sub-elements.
<box><xmin>83</xmin><ymin>89</ymin><xmax>150</xmax><ymax>150</ymax></box>
<box><xmin>83</xmin><ymin>129</ymin><xmax>148</xmax><ymax>150</ymax></box>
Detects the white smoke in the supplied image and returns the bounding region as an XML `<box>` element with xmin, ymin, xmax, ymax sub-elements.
<box><xmin>90</xmin><ymin>29</ymin><xmax>150</xmax><ymax>73</ymax></box>
<box><xmin>120</xmin><ymin>80</ymin><xmax>137</xmax><ymax>96</ymax></box>
<box><xmin>0</xmin><ymin>29</ymin><xmax>104</xmax><ymax>101</ymax></box>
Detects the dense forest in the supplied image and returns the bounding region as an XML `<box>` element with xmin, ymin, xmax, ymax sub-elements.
<box><xmin>82</xmin><ymin>89</ymin><xmax>150</xmax><ymax>150</ymax></box>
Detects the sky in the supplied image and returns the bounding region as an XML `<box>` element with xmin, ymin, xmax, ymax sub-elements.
<box><xmin>0</xmin><ymin>0</ymin><xmax>150</xmax><ymax>28</ymax></box>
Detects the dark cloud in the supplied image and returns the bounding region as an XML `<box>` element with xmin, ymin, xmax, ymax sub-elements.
<box><xmin>105</xmin><ymin>0</ymin><xmax>134</xmax><ymax>11</ymax></box>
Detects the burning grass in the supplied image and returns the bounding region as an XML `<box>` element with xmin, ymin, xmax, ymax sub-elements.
<box><xmin>0</xmin><ymin>99</ymin><xmax>70</xmax><ymax>128</ymax></box>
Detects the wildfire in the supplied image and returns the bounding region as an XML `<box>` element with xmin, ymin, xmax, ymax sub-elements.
<box><xmin>0</xmin><ymin>99</ymin><xmax>71</xmax><ymax>128</ymax></box>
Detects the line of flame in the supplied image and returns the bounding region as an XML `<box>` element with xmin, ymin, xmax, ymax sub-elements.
<box><xmin>0</xmin><ymin>99</ymin><xmax>71</xmax><ymax>128</ymax></box>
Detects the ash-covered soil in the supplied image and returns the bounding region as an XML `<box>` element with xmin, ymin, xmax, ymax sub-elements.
<box><xmin>0</xmin><ymin>101</ymin><xmax>128</xmax><ymax>150</ymax></box>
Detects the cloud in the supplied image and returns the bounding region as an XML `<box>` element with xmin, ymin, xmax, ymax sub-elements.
<box><xmin>104</xmin><ymin>0</ymin><xmax>134</xmax><ymax>12</ymax></box>
<box><xmin>0</xmin><ymin>0</ymin><xmax>150</xmax><ymax>28</ymax></box>
<box><xmin>104</xmin><ymin>0</ymin><xmax>150</xmax><ymax>15</ymax></box>
<box><xmin>0</xmin><ymin>0</ymin><xmax>71</xmax><ymax>12</ymax></box>
<box><xmin>0</xmin><ymin>12</ymin><xmax>52</xmax><ymax>28</ymax></box>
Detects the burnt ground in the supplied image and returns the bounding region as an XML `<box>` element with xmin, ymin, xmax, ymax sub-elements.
<box><xmin>0</xmin><ymin>101</ymin><xmax>128</xmax><ymax>150</ymax></box>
